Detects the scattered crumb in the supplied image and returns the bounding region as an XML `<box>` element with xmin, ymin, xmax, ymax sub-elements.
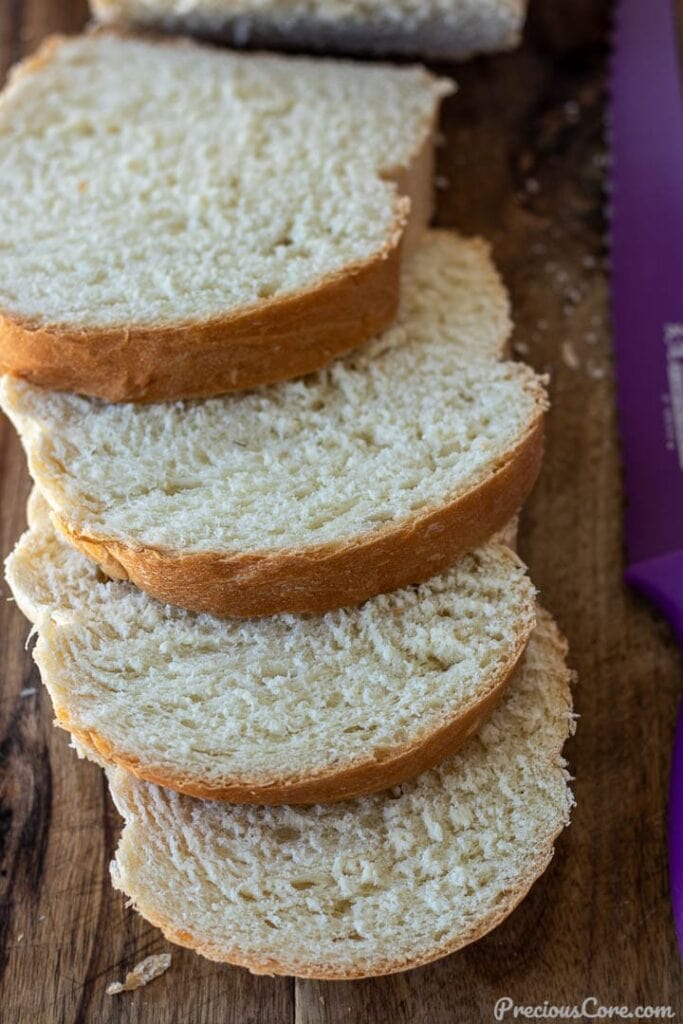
<box><xmin>587</xmin><ymin>363</ymin><xmax>607</xmax><ymax>380</ymax></box>
<box><xmin>20</xmin><ymin>687</ymin><xmax>36</xmax><ymax>698</ymax></box>
<box><xmin>107</xmin><ymin>954</ymin><xmax>172</xmax><ymax>995</ymax></box>
<box><xmin>435</xmin><ymin>175</ymin><xmax>450</xmax><ymax>190</ymax></box>
<box><xmin>561</xmin><ymin>341</ymin><xmax>580</xmax><ymax>370</ymax></box>
<box><xmin>537</xmin><ymin>319</ymin><xmax>549</xmax><ymax>332</ymax></box>
<box><xmin>16</xmin><ymin>933</ymin><xmax>23</xmax><ymax>943</ymax></box>
<box><xmin>585</xmin><ymin>331</ymin><xmax>599</xmax><ymax>345</ymax></box>
<box><xmin>38</xmin><ymin>915</ymin><xmax>46</xmax><ymax>922</ymax></box>
<box><xmin>513</xmin><ymin>341</ymin><xmax>530</xmax><ymax>356</ymax></box>
<box><xmin>524</xmin><ymin>177</ymin><xmax>540</xmax><ymax>195</ymax></box>
<box><xmin>582</xmin><ymin>254</ymin><xmax>597</xmax><ymax>270</ymax></box>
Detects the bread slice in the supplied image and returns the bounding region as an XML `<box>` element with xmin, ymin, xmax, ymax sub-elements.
<box><xmin>0</xmin><ymin>33</ymin><xmax>451</xmax><ymax>403</ymax></box>
<box><xmin>6</xmin><ymin>491</ymin><xmax>536</xmax><ymax>804</ymax></box>
<box><xmin>0</xmin><ymin>233</ymin><xmax>545</xmax><ymax>619</ymax></box>
<box><xmin>108</xmin><ymin>609</ymin><xmax>574</xmax><ymax>979</ymax></box>
<box><xmin>92</xmin><ymin>0</ymin><xmax>527</xmax><ymax>61</ymax></box>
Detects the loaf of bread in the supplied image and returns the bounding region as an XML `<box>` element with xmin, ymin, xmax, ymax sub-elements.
<box><xmin>7</xmin><ymin>491</ymin><xmax>535</xmax><ymax>803</ymax></box>
<box><xmin>0</xmin><ymin>32</ymin><xmax>451</xmax><ymax>401</ymax></box>
<box><xmin>108</xmin><ymin>609</ymin><xmax>574</xmax><ymax>978</ymax></box>
<box><xmin>0</xmin><ymin>232</ymin><xmax>546</xmax><ymax>618</ymax></box>
<box><xmin>92</xmin><ymin>0</ymin><xmax>527</xmax><ymax>61</ymax></box>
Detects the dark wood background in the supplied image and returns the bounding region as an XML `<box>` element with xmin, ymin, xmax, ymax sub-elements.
<box><xmin>1</xmin><ymin>1</ymin><xmax>682</xmax><ymax>1020</ymax></box>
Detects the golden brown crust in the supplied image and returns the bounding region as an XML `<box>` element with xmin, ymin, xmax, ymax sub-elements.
<box><xmin>4</xmin><ymin>33</ymin><xmax>66</xmax><ymax>85</ymax></box>
<box><xmin>0</xmin><ymin>218</ymin><xmax>406</xmax><ymax>402</ymax></box>
<box><xmin>53</xmin><ymin>633</ymin><xmax>527</xmax><ymax>804</ymax></box>
<box><xmin>50</xmin><ymin>405</ymin><xmax>545</xmax><ymax>617</ymax></box>
<box><xmin>0</xmin><ymin>33</ymin><xmax>445</xmax><ymax>402</ymax></box>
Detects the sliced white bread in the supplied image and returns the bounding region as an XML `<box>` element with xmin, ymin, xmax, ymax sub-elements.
<box><xmin>6</xmin><ymin>492</ymin><xmax>536</xmax><ymax>804</ymax></box>
<box><xmin>92</xmin><ymin>0</ymin><xmax>527</xmax><ymax>61</ymax></box>
<box><xmin>0</xmin><ymin>233</ymin><xmax>545</xmax><ymax>619</ymax></box>
<box><xmin>0</xmin><ymin>33</ymin><xmax>451</xmax><ymax>402</ymax></box>
<box><xmin>108</xmin><ymin>609</ymin><xmax>574</xmax><ymax>979</ymax></box>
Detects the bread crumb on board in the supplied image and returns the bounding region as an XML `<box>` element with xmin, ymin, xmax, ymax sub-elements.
<box><xmin>561</xmin><ymin>341</ymin><xmax>580</xmax><ymax>370</ymax></box>
<box><xmin>106</xmin><ymin>953</ymin><xmax>171</xmax><ymax>995</ymax></box>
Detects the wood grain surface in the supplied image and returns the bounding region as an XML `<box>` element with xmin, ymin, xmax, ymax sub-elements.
<box><xmin>1</xmin><ymin>1</ymin><xmax>682</xmax><ymax>1021</ymax></box>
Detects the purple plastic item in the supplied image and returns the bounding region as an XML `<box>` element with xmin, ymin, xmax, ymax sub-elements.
<box><xmin>610</xmin><ymin>0</ymin><xmax>683</xmax><ymax>955</ymax></box>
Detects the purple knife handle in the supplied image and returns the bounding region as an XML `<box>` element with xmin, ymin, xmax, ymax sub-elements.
<box><xmin>626</xmin><ymin>554</ymin><xmax>683</xmax><ymax>953</ymax></box>
<box><xmin>611</xmin><ymin>0</ymin><xmax>683</xmax><ymax>957</ymax></box>
<box><xmin>610</xmin><ymin>0</ymin><xmax>683</xmax><ymax>567</ymax></box>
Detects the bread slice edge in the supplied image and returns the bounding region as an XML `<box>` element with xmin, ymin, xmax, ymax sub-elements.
<box><xmin>38</xmin><ymin>404</ymin><xmax>544</xmax><ymax>617</ymax></box>
<box><xmin>36</xmin><ymin>605</ymin><xmax>533</xmax><ymax>804</ymax></box>
<box><xmin>0</xmin><ymin>32</ymin><xmax>449</xmax><ymax>401</ymax></box>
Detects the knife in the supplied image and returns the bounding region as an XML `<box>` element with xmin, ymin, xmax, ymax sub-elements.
<box><xmin>610</xmin><ymin>0</ymin><xmax>683</xmax><ymax>954</ymax></box>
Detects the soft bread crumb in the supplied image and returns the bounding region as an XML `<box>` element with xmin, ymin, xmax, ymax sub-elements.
<box><xmin>0</xmin><ymin>33</ymin><xmax>449</xmax><ymax>329</ymax></box>
<box><xmin>106</xmin><ymin>953</ymin><xmax>171</xmax><ymax>994</ymax></box>
<box><xmin>6</xmin><ymin>493</ymin><xmax>535</xmax><ymax>801</ymax></box>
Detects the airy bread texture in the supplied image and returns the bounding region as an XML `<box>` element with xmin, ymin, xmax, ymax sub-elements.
<box><xmin>108</xmin><ymin>609</ymin><xmax>574</xmax><ymax>979</ymax></box>
<box><xmin>0</xmin><ymin>233</ymin><xmax>545</xmax><ymax>618</ymax></box>
<box><xmin>92</xmin><ymin>0</ymin><xmax>527</xmax><ymax>60</ymax></box>
<box><xmin>6</xmin><ymin>493</ymin><xmax>536</xmax><ymax>804</ymax></box>
<box><xmin>0</xmin><ymin>33</ymin><xmax>451</xmax><ymax>402</ymax></box>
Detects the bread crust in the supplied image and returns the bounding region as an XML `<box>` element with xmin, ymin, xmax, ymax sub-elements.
<box><xmin>0</xmin><ymin>33</ymin><xmax>446</xmax><ymax>402</ymax></box>
<box><xmin>51</xmin><ymin>628</ymin><xmax>527</xmax><ymax>804</ymax></box>
<box><xmin>0</xmin><ymin>210</ymin><xmax>407</xmax><ymax>403</ymax></box>
<box><xmin>49</xmin><ymin>403</ymin><xmax>545</xmax><ymax>617</ymax></box>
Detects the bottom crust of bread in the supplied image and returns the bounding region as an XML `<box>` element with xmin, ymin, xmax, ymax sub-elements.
<box><xmin>0</xmin><ymin>221</ymin><xmax>406</xmax><ymax>402</ymax></box>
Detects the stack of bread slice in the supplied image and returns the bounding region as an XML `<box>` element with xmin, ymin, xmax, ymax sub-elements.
<box><xmin>1</xmin><ymin>28</ymin><xmax>573</xmax><ymax>980</ymax></box>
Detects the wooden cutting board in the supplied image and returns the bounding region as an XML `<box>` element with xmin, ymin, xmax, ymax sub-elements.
<box><xmin>1</xmin><ymin>1</ymin><xmax>682</xmax><ymax>1020</ymax></box>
